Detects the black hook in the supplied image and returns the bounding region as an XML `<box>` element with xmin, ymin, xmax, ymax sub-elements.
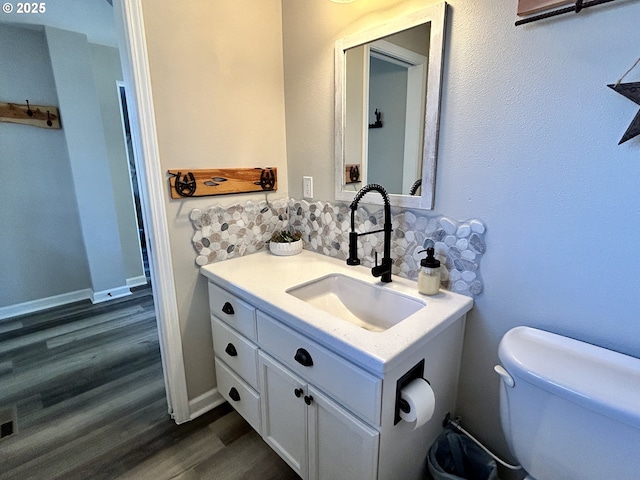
<box><xmin>46</xmin><ymin>111</ymin><xmax>52</xmax><ymax>127</ymax></box>
<box><xmin>368</xmin><ymin>109</ymin><xmax>383</xmax><ymax>128</ymax></box>
<box><xmin>575</xmin><ymin>0</ymin><xmax>584</xmax><ymax>13</ymax></box>
<box><xmin>26</xmin><ymin>100</ymin><xmax>33</xmax><ymax>117</ymax></box>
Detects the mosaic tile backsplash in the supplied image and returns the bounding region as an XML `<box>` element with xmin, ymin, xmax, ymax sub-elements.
<box><xmin>190</xmin><ymin>198</ymin><xmax>486</xmax><ymax>298</ymax></box>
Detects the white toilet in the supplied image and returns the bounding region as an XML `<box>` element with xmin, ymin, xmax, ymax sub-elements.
<box><xmin>495</xmin><ymin>326</ymin><xmax>640</xmax><ymax>480</ymax></box>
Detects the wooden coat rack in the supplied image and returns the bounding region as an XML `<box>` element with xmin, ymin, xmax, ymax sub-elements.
<box><xmin>0</xmin><ymin>101</ymin><xmax>61</xmax><ymax>129</ymax></box>
<box><xmin>167</xmin><ymin>167</ymin><xmax>278</xmax><ymax>199</ymax></box>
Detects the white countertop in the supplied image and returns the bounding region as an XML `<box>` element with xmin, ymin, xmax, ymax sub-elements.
<box><xmin>200</xmin><ymin>250</ymin><xmax>473</xmax><ymax>376</ymax></box>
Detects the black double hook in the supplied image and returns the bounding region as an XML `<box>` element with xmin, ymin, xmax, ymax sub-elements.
<box><xmin>25</xmin><ymin>101</ymin><xmax>54</xmax><ymax>127</ymax></box>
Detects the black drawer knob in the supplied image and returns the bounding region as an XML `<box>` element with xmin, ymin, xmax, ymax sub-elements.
<box><xmin>225</xmin><ymin>343</ymin><xmax>238</xmax><ymax>357</ymax></box>
<box><xmin>229</xmin><ymin>387</ymin><xmax>241</xmax><ymax>402</ymax></box>
<box><xmin>294</xmin><ymin>348</ymin><xmax>313</xmax><ymax>367</ymax></box>
<box><xmin>304</xmin><ymin>395</ymin><xmax>313</xmax><ymax>406</ymax></box>
<box><xmin>222</xmin><ymin>302</ymin><xmax>234</xmax><ymax>315</ymax></box>
<box><xmin>294</xmin><ymin>388</ymin><xmax>303</xmax><ymax>398</ymax></box>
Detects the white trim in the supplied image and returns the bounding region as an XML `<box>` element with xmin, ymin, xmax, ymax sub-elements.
<box><xmin>0</xmin><ymin>289</ymin><xmax>92</xmax><ymax>321</ymax></box>
<box><xmin>113</xmin><ymin>0</ymin><xmax>191</xmax><ymax>424</ymax></box>
<box><xmin>369</xmin><ymin>39</ymin><xmax>427</xmax><ymax>67</ymax></box>
<box><xmin>116</xmin><ymin>80</ymin><xmax>148</xmax><ymax>280</ymax></box>
<box><xmin>0</xmin><ymin>276</ymin><xmax>147</xmax><ymax>321</ymax></box>
<box><xmin>126</xmin><ymin>275</ymin><xmax>148</xmax><ymax>288</ymax></box>
<box><xmin>335</xmin><ymin>2</ymin><xmax>447</xmax><ymax>210</ymax></box>
<box><xmin>91</xmin><ymin>286</ymin><xmax>132</xmax><ymax>304</ymax></box>
<box><xmin>186</xmin><ymin>388</ymin><xmax>226</xmax><ymax>424</ymax></box>
<box><xmin>362</xmin><ymin>44</ymin><xmax>371</xmax><ymax>189</ymax></box>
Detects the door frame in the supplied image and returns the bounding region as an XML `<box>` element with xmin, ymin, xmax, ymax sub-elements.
<box><xmin>113</xmin><ymin>0</ymin><xmax>190</xmax><ymax>423</ymax></box>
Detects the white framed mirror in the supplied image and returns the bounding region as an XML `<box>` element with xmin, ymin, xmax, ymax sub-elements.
<box><xmin>335</xmin><ymin>2</ymin><xmax>447</xmax><ymax>209</ymax></box>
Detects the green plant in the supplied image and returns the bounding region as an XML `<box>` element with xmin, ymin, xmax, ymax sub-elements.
<box><xmin>269</xmin><ymin>229</ymin><xmax>302</xmax><ymax>243</ymax></box>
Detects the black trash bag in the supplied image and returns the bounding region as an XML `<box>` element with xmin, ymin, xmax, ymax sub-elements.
<box><xmin>427</xmin><ymin>428</ymin><xmax>499</xmax><ymax>480</ymax></box>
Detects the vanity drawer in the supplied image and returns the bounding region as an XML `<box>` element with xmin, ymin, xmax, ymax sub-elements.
<box><xmin>211</xmin><ymin>316</ymin><xmax>259</xmax><ymax>390</ymax></box>
<box><xmin>257</xmin><ymin>311</ymin><xmax>381</xmax><ymax>425</ymax></box>
<box><xmin>208</xmin><ymin>282</ymin><xmax>257</xmax><ymax>341</ymax></box>
<box><xmin>215</xmin><ymin>357</ymin><xmax>261</xmax><ymax>434</ymax></box>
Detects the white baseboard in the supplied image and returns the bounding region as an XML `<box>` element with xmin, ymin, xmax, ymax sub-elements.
<box><xmin>91</xmin><ymin>286</ymin><xmax>132</xmax><ymax>304</ymax></box>
<box><xmin>186</xmin><ymin>388</ymin><xmax>225</xmax><ymax>423</ymax></box>
<box><xmin>127</xmin><ymin>275</ymin><xmax>148</xmax><ymax>288</ymax></box>
<box><xmin>0</xmin><ymin>281</ymin><xmax>140</xmax><ymax>321</ymax></box>
<box><xmin>0</xmin><ymin>288</ymin><xmax>93</xmax><ymax>321</ymax></box>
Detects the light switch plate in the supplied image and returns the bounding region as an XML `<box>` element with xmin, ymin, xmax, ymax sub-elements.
<box><xmin>303</xmin><ymin>176</ymin><xmax>313</xmax><ymax>199</ymax></box>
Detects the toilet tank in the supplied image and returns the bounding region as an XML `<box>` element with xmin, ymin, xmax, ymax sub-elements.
<box><xmin>497</xmin><ymin>326</ymin><xmax>640</xmax><ymax>480</ymax></box>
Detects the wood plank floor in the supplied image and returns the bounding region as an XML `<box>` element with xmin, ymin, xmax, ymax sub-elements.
<box><xmin>0</xmin><ymin>286</ymin><xmax>298</xmax><ymax>480</ymax></box>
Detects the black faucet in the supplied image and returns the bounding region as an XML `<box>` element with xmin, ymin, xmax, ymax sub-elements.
<box><xmin>346</xmin><ymin>183</ymin><xmax>393</xmax><ymax>283</ymax></box>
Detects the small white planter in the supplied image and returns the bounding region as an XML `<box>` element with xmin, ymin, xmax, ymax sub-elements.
<box><xmin>269</xmin><ymin>239</ymin><xmax>303</xmax><ymax>256</ymax></box>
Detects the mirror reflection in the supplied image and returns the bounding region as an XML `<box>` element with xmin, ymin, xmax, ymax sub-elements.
<box><xmin>345</xmin><ymin>24</ymin><xmax>430</xmax><ymax>196</ymax></box>
<box><xmin>335</xmin><ymin>3</ymin><xmax>447</xmax><ymax>210</ymax></box>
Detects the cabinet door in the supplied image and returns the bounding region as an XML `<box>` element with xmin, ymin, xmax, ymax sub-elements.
<box><xmin>259</xmin><ymin>352</ymin><xmax>308</xmax><ymax>478</ymax></box>
<box><xmin>307</xmin><ymin>386</ymin><xmax>380</xmax><ymax>480</ymax></box>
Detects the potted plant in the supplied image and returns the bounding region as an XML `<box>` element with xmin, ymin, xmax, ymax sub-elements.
<box><xmin>268</xmin><ymin>229</ymin><xmax>303</xmax><ymax>256</ymax></box>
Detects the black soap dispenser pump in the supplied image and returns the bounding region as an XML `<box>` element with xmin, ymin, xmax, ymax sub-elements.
<box><xmin>418</xmin><ymin>247</ymin><xmax>441</xmax><ymax>295</ymax></box>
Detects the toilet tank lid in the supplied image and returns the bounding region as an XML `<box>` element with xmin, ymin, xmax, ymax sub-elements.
<box><xmin>499</xmin><ymin>326</ymin><xmax>640</xmax><ymax>430</ymax></box>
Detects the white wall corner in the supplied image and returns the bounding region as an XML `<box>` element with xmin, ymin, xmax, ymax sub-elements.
<box><xmin>186</xmin><ymin>388</ymin><xmax>225</xmax><ymax>424</ymax></box>
<box><xmin>127</xmin><ymin>275</ymin><xmax>149</xmax><ymax>288</ymax></box>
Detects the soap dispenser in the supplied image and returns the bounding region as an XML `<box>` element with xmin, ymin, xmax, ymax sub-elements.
<box><xmin>418</xmin><ymin>247</ymin><xmax>441</xmax><ymax>295</ymax></box>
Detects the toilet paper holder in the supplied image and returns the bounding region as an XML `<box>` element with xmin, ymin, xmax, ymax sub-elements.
<box><xmin>394</xmin><ymin>359</ymin><xmax>426</xmax><ymax>425</ymax></box>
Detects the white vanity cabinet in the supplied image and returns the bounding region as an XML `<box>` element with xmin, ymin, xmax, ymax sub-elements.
<box><xmin>208</xmin><ymin>282</ymin><xmax>262</xmax><ymax>434</ymax></box>
<box><xmin>209</xmin><ymin>281</ymin><xmax>380</xmax><ymax>480</ymax></box>
<box><xmin>202</xmin><ymin>250</ymin><xmax>474</xmax><ymax>480</ymax></box>
<box><xmin>258</xmin><ymin>339</ymin><xmax>379</xmax><ymax>480</ymax></box>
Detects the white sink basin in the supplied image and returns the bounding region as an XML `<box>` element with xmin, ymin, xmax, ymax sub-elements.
<box><xmin>286</xmin><ymin>273</ymin><xmax>425</xmax><ymax>332</ymax></box>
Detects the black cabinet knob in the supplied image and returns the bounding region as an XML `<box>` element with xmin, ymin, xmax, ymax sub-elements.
<box><xmin>222</xmin><ymin>302</ymin><xmax>234</xmax><ymax>315</ymax></box>
<box><xmin>304</xmin><ymin>395</ymin><xmax>313</xmax><ymax>406</ymax></box>
<box><xmin>294</xmin><ymin>388</ymin><xmax>303</xmax><ymax>398</ymax></box>
<box><xmin>224</xmin><ymin>343</ymin><xmax>238</xmax><ymax>357</ymax></box>
<box><xmin>228</xmin><ymin>387</ymin><xmax>241</xmax><ymax>402</ymax></box>
<box><xmin>294</xmin><ymin>348</ymin><xmax>313</xmax><ymax>367</ymax></box>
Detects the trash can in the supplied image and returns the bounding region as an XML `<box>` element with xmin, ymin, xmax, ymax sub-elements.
<box><xmin>427</xmin><ymin>428</ymin><xmax>499</xmax><ymax>480</ymax></box>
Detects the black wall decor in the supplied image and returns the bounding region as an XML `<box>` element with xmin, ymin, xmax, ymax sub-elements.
<box><xmin>608</xmin><ymin>82</ymin><xmax>640</xmax><ymax>144</ymax></box>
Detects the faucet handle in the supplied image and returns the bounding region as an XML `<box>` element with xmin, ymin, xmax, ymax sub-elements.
<box><xmin>371</xmin><ymin>250</ymin><xmax>392</xmax><ymax>281</ymax></box>
<box><xmin>346</xmin><ymin>231</ymin><xmax>361</xmax><ymax>265</ymax></box>
<box><xmin>374</xmin><ymin>251</ymin><xmax>379</xmax><ymax>267</ymax></box>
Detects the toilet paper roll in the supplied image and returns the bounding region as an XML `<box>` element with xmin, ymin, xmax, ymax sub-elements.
<box><xmin>399</xmin><ymin>378</ymin><xmax>435</xmax><ymax>430</ymax></box>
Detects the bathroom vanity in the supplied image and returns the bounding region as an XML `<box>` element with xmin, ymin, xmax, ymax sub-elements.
<box><xmin>200</xmin><ymin>250</ymin><xmax>473</xmax><ymax>480</ymax></box>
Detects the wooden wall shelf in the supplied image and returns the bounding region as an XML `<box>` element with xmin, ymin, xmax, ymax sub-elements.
<box><xmin>167</xmin><ymin>167</ymin><xmax>278</xmax><ymax>199</ymax></box>
<box><xmin>0</xmin><ymin>101</ymin><xmax>61</xmax><ymax>129</ymax></box>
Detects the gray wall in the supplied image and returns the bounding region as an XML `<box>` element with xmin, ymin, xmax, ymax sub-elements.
<box><xmin>0</xmin><ymin>22</ymin><xmax>144</xmax><ymax>312</ymax></box>
<box><xmin>139</xmin><ymin>0</ymin><xmax>289</xmax><ymax>402</ymax></box>
<box><xmin>0</xmin><ymin>24</ymin><xmax>90</xmax><ymax>306</ymax></box>
<box><xmin>282</xmin><ymin>0</ymin><xmax>640</xmax><ymax>458</ymax></box>
<box><xmin>90</xmin><ymin>43</ymin><xmax>144</xmax><ymax>283</ymax></box>
<box><xmin>367</xmin><ymin>56</ymin><xmax>407</xmax><ymax>193</ymax></box>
